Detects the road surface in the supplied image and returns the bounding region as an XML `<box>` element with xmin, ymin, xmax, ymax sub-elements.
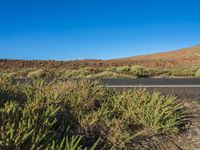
<box><xmin>15</xmin><ymin>77</ymin><xmax>200</xmax><ymax>99</ymax></box>
<box><xmin>99</xmin><ymin>78</ymin><xmax>200</xmax><ymax>99</ymax></box>
<box><xmin>100</xmin><ymin>78</ymin><xmax>200</xmax><ymax>87</ymax></box>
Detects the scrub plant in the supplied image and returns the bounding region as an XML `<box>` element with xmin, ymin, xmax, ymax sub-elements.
<box><xmin>195</xmin><ymin>69</ymin><xmax>200</xmax><ymax>77</ymax></box>
<box><xmin>0</xmin><ymin>76</ymin><xmax>186</xmax><ymax>149</ymax></box>
<box><xmin>116</xmin><ymin>66</ymin><xmax>130</xmax><ymax>74</ymax></box>
<box><xmin>27</xmin><ymin>69</ymin><xmax>46</xmax><ymax>79</ymax></box>
<box><xmin>130</xmin><ymin>66</ymin><xmax>151</xmax><ymax>77</ymax></box>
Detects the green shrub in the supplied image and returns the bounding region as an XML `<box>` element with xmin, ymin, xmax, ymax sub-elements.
<box><xmin>130</xmin><ymin>66</ymin><xmax>150</xmax><ymax>77</ymax></box>
<box><xmin>87</xmin><ymin>71</ymin><xmax>115</xmax><ymax>78</ymax></box>
<box><xmin>15</xmin><ymin>68</ymin><xmax>35</xmax><ymax>77</ymax></box>
<box><xmin>170</xmin><ymin>67</ymin><xmax>200</xmax><ymax>77</ymax></box>
<box><xmin>116</xmin><ymin>66</ymin><xmax>130</xmax><ymax>74</ymax></box>
<box><xmin>0</xmin><ymin>100</ymin><xmax>98</xmax><ymax>150</ymax></box>
<box><xmin>64</xmin><ymin>69</ymin><xmax>90</xmax><ymax>78</ymax></box>
<box><xmin>64</xmin><ymin>67</ymin><xmax>106</xmax><ymax>78</ymax></box>
<box><xmin>87</xmin><ymin>71</ymin><xmax>133</xmax><ymax>78</ymax></box>
<box><xmin>111</xmin><ymin>89</ymin><xmax>185</xmax><ymax>134</ymax></box>
<box><xmin>3</xmin><ymin>72</ymin><xmax>17</xmax><ymax>79</ymax></box>
<box><xmin>191</xmin><ymin>66</ymin><xmax>200</xmax><ymax>71</ymax></box>
<box><xmin>195</xmin><ymin>69</ymin><xmax>200</xmax><ymax>77</ymax></box>
<box><xmin>151</xmin><ymin>68</ymin><xmax>172</xmax><ymax>77</ymax></box>
<box><xmin>27</xmin><ymin>69</ymin><xmax>46</xmax><ymax>79</ymax></box>
<box><xmin>0</xmin><ymin>78</ymin><xmax>186</xmax><ymax>149</ymax></box>
<box><xmin>105</xmin><ymin>67</ymin><xmax>117</xmax><ymax>72</ymax></box>
<box><xmin>0</xmin><ymin>79</ymin><xmax>100</xmax><ymax>150</ymax></box>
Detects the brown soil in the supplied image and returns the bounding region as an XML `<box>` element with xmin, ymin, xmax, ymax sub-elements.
<box><xmin>175</xmin><ymin>99</ymin><xmax>200</xmax><ymax>150</ymax></box>
<box><xmin>0</xmin><ymin>45</ymin><xmax>200</xmax><ymax>70</ymax></box>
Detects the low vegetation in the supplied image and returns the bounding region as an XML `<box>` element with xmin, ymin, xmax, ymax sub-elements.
<box><xmin>116</xmin><ymin>66</ymin><xmax>130</xmax><ymax>74</ymax></box>
<box><xmin>0</xmin><ymin>76</ymin><xmax>186</xmax><ymax>149</ymax></box>
<box><xmin>195</xmin><ymin>69</ymin><xmax>200</xmax><ymax>77</ymax></box>
<box><xmin>27</xmin><ymin>69</ymin><xmax>46</xmax><ymax>79</ymax></box>
<box><xmin>1</xmin><ymin>65</ymin><xmax>200</xmax><ymax>79</ymax></box>
<box><xmin>130</xmin><ymin>66</ymin><xmax>151</xmax><ymax>77</ymax></box>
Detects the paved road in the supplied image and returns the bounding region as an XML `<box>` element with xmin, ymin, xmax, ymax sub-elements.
<box><xmin>14</xmin><ymin>77</ymin><xmax>200</xmax><ymax>99</ymax></box>
<box><xmin>100</xmin><ymin>78</ymin><xmax>200</xmax><ymax>87</ymax></box>
<box><xmin>99</xmin><ymin>78</ymin><xmax>200</xmax><ymax>99</ymax></box>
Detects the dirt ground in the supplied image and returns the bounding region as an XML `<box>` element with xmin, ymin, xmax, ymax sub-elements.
<box><xmin>175</xmin><ymin>99</ymin><xmax>200</xmax><ymax>150</ymax></box>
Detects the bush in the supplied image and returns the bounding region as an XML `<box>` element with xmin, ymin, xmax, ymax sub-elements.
<box><xmin>191</xmin><ymin>66</ymin><xmax>200</xmax><ymax>71</ymax></box>
<box><xmin>3</xmin><ymin>72</ymin><xmax>17</xmax><ymax>79</ymax></box>
<box><xmin>130</xmin><ymin>66</ymin><xmax>151</xmax><ymax>77</ymax></box>
<box><xmin>0</xmin><ymin>79</ymin><xmax>100</xmax><ymax>150</ymax></box>
<box><xmin>116</xmin><ymin>66</ymin><xmax>130</xmax><ymax>74</ymax></box>
<box><xmin>0</xmin><ymin>101</ymin><xmax>98</xmax><ymax>150</ymax></box>
<box><xmin>64</xmin><ymin>67</ymin><xmax>101</xmax><ymax>78</ymax></box>
<box><xmin>86</xmin><ymin>71</ymin><xmax>133</xmax><ymax>78</ymax></box>
<box><xmin>64</xmin><ymin>69</ymin><xmax>90</xmax><ymax>78</ymax></box>
<box><xmin>151</xmin><ymin>68</ymin><xmax>172</xmax><ymax>77</ymax></box>
<box><xmin>195</xmin><ymin>69</ymin><xmax>200</xmax><ymax>77</ymax></box>
<box><xmin>27</xmin><ymin>69</ymin><xmax>46</xmax><ymax>79</ymax></box>
<box><xmin>15</xmin><ymin>68</ymin><xmax>34</xmax><ymax>77</ymax></box>
<box><xmin>112</xmin><ymin>89</ymin><xmax>185</xmax><ymax>133</ymax></box>
<box><xmin>105</xmin><ymin>67</ymin><xmax>117</xmax><ymax>72</ymax></box>
<box><xmin>0</xmin><ymin>78</ymin><xmax>186</xmax><ymax>149</ymax></box>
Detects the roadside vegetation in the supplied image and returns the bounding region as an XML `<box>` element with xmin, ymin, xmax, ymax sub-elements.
<box><xmin>195</xmin><ymin>69</ymin><xmax>200</xmax><ymax>77</ymax></box>
<box><xmin>0</xmin><ymin>75</ymin><xmax>186</xmax><ymax>149</ymax></box>
<box><xmin>0</xmin><ymin>65</ymin><xmax>200</xmax><ymax>79</ymax></box>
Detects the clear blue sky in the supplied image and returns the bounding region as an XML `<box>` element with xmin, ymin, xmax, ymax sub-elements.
<box><xmin>0</xmin><ymin>0</ymin><xmax>200</xmax><ymax>60</ymax></box>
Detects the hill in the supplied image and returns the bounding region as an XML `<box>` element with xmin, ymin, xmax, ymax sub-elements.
<box><xmin>0</xmin><ymin>45</ymin><xmax>200</xmax><ymax>70</ymax></box>
<box><xmin>112</xmin><ymin>45</ymin><xmax>200</xmax><ymax>68</ymax></box>
<box><xmin>122</xmin><ymin>45</ymin><xmax>200</xmax><ymax>60</ymax></box>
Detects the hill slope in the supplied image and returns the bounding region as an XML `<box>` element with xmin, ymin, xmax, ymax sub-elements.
<box><xmin>111</xmin><ymin>45</ymin><xmax>200</xmax><ymax>68</ymax></box>
<box><xmin>122</xmin><ymin>45</ymin><xmax>200</xmax><ymax>60</ymax></box>
<box><xmin>0</xmin><ymin>45</ymin><xmax>200</xmax><ymax>70</ymax></box>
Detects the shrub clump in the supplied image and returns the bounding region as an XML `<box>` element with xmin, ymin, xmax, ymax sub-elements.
<box><xmin>195</xmin><ymin>69</ymin><xmax>200</xmax><ymax>77</ymax></box>
<box><xmin>0</xmin><ymin>79</ymin><xmax>100</xmax><ymax>150</ymax></box>
<box><xmin>87</xmin><ymin>71</ymin><xmax>133</xmax><ymax>78</ymax></box>
<box><xmin>116</xmin><ymin>66</ymin><xmax>130</xmax><ymax>74</ymax></box>
<box><xmin>130</xmin><ymin>66</ymin><xmax>151</xmax><ymax>77</ymax></box>
<box><xmin>112</xmin><ymin>89</ymin><xmax>184</xmax><ymax>133</ymax></box>
<box><xmin>27</xmin><ymin>69</ymin><xmax>46</xmax><ymax>79</ymax></box>
<box><xmin>191</xmin><ymin>66</ymin><xmax>200</xmax><ymax>71</ymax></box>
<box><xmin>105</xmin><ymin>67</ymin><xmax>117</xmax><ymax>72</ymax></box>
<box><xmin>0</xmin><ymin>77</ymin><xmax>186</xmax><ymax>149</ymax></box>
<box><xmin>64</xmin><ymin>67</ymin><xmax>100</xmax><ymax>78</ymax></box>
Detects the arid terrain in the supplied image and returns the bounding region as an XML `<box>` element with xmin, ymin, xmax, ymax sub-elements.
<box><xmin>0</xmin><ymin>45</ymin><xmax>200</xmax><ymax>79</ymax></box>
<box><xmin>0</xmin><ymin>46</ymin><xmax>200</xmax><ymax>149</ymax></box>
<box><xmin>117</xmin><ymin>45</ymin><xmax>200</xmax><ymax>68</ymax></box>
<box><xmin>0</xmin><ymin>45</ymin><xmax>200</xmax><ymax>70</ymax></box>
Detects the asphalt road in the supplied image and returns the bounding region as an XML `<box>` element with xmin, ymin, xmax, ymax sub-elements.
<box><xmin>99</xmin><ymin>78</ymin><xmax>200</xmax><ymax>99</ymax></box>
<box><xmin>14</xmin><ymin>77</ymin><xmax>200</xmax><ymax>99</ymax></box>
<box><xmin>100</xmin><ymin>78</ymin><xmax>200</xmax><ymax>87</ymax></box>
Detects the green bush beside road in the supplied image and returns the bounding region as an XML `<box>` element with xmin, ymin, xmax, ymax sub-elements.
<box><xmin>0</xmin><ymin>76</ymin><xmax>186</xmax><ymax>149</ymax></box>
